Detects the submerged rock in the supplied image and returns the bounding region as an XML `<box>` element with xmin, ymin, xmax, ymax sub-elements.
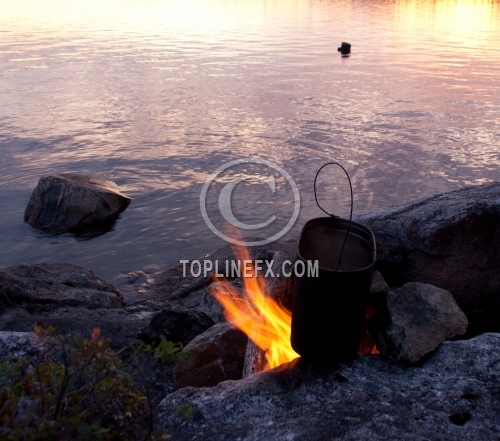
<box><xmin>137</xmin><ymin>307</ymin><xmax>215</xmax><ymax>347</ymax></box>
<box><xmin>356</xmin><ymin>181</ymin><xmax>500</xmax><ymax>335</ymax></box>
<box><xmin>157</xmin><ymin>333</ymin><xmax>500</xmax><ymax>441</ymax></box>
<box><xmin>371</xmin><ymin>282</ymin><xmax>468</xmax><ymax>364</ymax></box>
<box><xmin>173</xmin><ymin>322</ymin><xmax>247</xmax><ymax>391</ymax></box>
<box><xmin>24</xmin><ymin>173</ymin><xmax>131</xmax><ymax>234</ymax></box>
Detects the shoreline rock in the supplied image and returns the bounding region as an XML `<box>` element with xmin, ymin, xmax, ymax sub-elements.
<box><xmin>137</xmin><ymin>307</ymin><xmax>215</xmax><ymax>347</ymax></box>
<box><xmin>0</xmin><ymin>263</ymin><xmax>124</xmax><ymax>309</ymax></box>
<box><xmin>371</xmin><ymin>282</ymin><xmax>468</xmax><ymax>364</ymax></box>
<box><xmin>0</xmin><ymin>263</ymin><xmax>160</xmax><ymax>350</ymax></box>
<box><xmin>2</xmin><ymin>182</ymin><xmax>500</xmax><ymax>439</ymax></box>
<box><xmin>157</xmin><ymin>333</ymin><xmax>500</xmax><ymax>441</ymax></box>
<box><xmin>173</xmin><ymin>322</ymin><xmax>247</xmax><ymax>391</ymax></box>
<box><xmin>356</xmin><ymin>181</ymin><xmax>500</xmax><ymax>336</ymax></box>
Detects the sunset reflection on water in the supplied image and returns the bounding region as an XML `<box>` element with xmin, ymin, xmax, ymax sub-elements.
<box><xmin>0</xmin><ymin>0</ymin><xmax>499</xmax><ymax>280</ymax></box>
<box><xmin>396</xmin><ymin>0</ymin><xmax>499</xmax><ymax>43</ymax></box>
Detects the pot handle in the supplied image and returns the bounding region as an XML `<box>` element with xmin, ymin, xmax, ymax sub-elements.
<box><xmin>313</xmin><ymin>162</ymin><xmax>353</xmax><ymax>271</ymax></box>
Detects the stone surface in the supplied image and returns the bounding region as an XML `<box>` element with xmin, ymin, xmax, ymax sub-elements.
<box><xmin>371</xmin><ymin>282</ymin><xmax>468</xmax><ymax>364</ymax></box>
<box><xmin>0</xmin><ymin>283</ymin><xmax>13</xmax><ymax>308</ymax></box>
<box><xmin>0</xmin><ymin>263</ymin><xmax>124</xmax><ymax>309</ymax></box>
<box><xmin>0</xmin><ymin>331</ymin><xmax>42</xmax><ymax>363</ymax></box>
<box><xmin>242</xmin><ymin>340</ymin><xmax>267</xmax><ymax>378</ymax></box>
<box><xmin>24</xmin><ymin>173</ymin><xmax>131</xmax><ymax>234</ymax></box>
<box><xmin>265</xmin><ymin>251</ymin><xmax>294</xmax><ymax>311</ymax></box>
<box><xmin>203</xmin><ymin>282</ymin><xmax>237</xmax><ymax>323</ymax></box>
<box><xmin>157</xmin><ymin>333</ymin><xmax>500</xmax><ymax>441</ymax></box>
<box><xmin>173</xmin><ymin>322</ymin><xmax>247</xmax><ymax>391</ymax></box>
<box><xmin>127</xmin><ymin>239</ymin><xmax>297</xmax><ymax>311</ymax></box>
<box><xmin>355</xmin><ymin>182</ymin><xmax>500</xmax><ymax>335</ymax></box>
<box><xmin>368</xmin><ymin>270</ymin><xmax>390</xmax><ymax>308</ymax></box>
<box><xmin>0</xmin><ymin>300</ymin><xmax>161</xmax><ymax>350</ymax></box>
<box><xmin>0</xmin><ymin>264</ymin><xmax>164</xmax><ymax>350</ymax></box>
<box><xmin>137</xmin><ymin>307</ymin><xmax>215</xmax><ymax>347</ymax></box>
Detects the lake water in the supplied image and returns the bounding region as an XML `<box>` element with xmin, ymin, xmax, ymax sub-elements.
<box><xmin>1</xmin><ymin>0</ymin><xmax>499</xmax><ymax>281</ymax></box>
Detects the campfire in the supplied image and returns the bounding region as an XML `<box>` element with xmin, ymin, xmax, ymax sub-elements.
<box><xmin>210</xmin><ymin>242</ymin><xmax>378</xmax><ymax>372</ymax></box>
<box><xmin>211</xmin><ymin>244</ymin><xmax>299</xmax><ymax>370</ymax></box>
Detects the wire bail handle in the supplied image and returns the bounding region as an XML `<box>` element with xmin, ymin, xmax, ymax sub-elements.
<box><xmin>313</xmin><ymin>162</ymin><xmax>354</xmax><ymax>271</ymax></box>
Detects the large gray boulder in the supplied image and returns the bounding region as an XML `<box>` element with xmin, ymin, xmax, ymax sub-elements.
<box><xmin>356</xmin><ymin>182</ymin><xmax>500</xmax><ymax>335</ymax></box>
<box><xmin>371</xmin><ymin>282</ymin><xmax>468</xmax><ymax>364</ymax></box>
<box><xmin>24</xmin><ymin>173</ymin><xmax>131</xmax><ymax>234</ymax></box>
<box><xmin>157</xmin><ymin>333</ymin><xmax>500</xmax><ymax>441</ymax></box>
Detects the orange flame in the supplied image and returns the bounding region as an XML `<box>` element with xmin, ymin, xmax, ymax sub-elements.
<box><xmin>211</xmin><ymin>243</ymin><xmax>299</xmax><ymax>370</ymax></box>
<box><xmin>358</xmin><ymin>306</ymin><xmax>380</xmax><ymax>355</ymax></box>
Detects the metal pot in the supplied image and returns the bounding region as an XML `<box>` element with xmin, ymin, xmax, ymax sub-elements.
<box><xmin>290</xmin><ymin>163</ymin><xmax>376</xmax><ymax>365</ymax></box>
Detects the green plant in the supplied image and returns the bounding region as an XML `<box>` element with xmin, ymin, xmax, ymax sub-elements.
<box><xmin>0</xmin><ymin>323</ymin><xmax>186</xmax><ymax>440</ymax></box>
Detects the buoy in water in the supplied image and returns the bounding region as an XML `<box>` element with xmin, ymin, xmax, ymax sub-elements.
<box><xmin>337</xmin><ymin>42</ymin><xmax>351</xmax><ymax>55</ymax></box>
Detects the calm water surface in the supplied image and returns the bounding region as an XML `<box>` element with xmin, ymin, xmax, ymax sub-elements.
<box><xmin>1</xmin><ymin>0</ymin><xmax>499</xmax><ymax>281</ymax></box>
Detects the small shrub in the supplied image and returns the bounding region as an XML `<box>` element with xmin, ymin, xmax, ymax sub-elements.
<box><xmin>0</xmin><ymin>323</ymin><xmax>186</xmax><ymax>440</ymax></box>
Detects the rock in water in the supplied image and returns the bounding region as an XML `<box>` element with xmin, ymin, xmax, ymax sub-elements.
<box><xmin>371</xmin><ymin>282</ymin><xmax>468</xmax><ymax>364</ymax></box>
<box><xmin>157</xmin><ymin>333</ymin><xmax>500</xmax><ymax>440</ymax></box>
<box><xmin>24</xmin><ymin>173</ymin><xmax>131</xmax><ymax>234</ymax></box>
<box><xmin>173</xmin><ymin>322</ymin><xmax>247</xmax><ymax>390</ymax></box>
<box><xmin>137</xmin><ymin>307</ymin><xmax>215</xmax><ymax>347</ymax></box>
<box><xmin>356</xmin><ymin>181</ymin><xmax>500</xmax><ymax>335</ymax></box>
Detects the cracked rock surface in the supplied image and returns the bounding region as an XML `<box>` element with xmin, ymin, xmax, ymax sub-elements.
<box><xmin>157</xmin><ymin>333</ymin><xmax>500</xmax><ymax>441</ymax></box>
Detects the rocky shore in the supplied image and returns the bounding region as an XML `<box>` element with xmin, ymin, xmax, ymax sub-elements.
<box><xmin>2</xmin><ymin>182</ymin><xmax>500</xmax><ymax>440</ymax></box>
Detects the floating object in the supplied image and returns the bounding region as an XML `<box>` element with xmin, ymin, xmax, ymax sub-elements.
<box><xmin>337</xmin><ymin>42</ymin><xmax>351</xmax><ymax>55</ymax></box>
<box><xmin>290</xmin><ymin>162</ymin><xmax>376</xmax><ymax>365</ymax></box>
